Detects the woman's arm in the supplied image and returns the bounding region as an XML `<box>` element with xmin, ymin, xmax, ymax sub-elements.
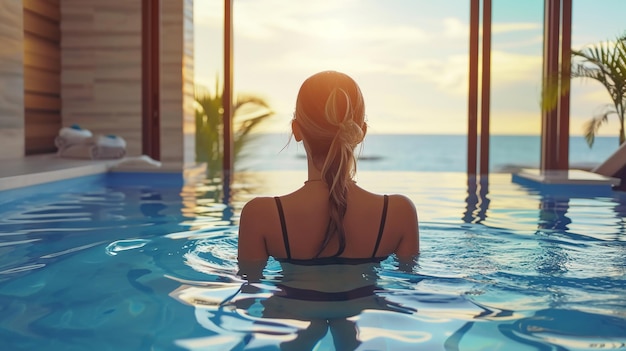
<box><xmin>391</xmin><ymin>195</ymin><xmax>420</xmax><ymax>270</ymax></box>
<box><xmin>238</xmin><ymin>197</ymin><xmax>271</xmax><ymax>279</ymax></box>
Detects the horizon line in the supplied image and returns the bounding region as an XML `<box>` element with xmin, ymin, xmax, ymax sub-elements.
<box><xmin>252</xmin><ymin>131</ymin><xmax>618</xmax><ymax>137</ymax></box>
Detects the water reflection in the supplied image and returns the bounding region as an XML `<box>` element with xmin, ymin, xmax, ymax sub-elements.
<box><xmin>463</xmin><ymin>176</ymin><xmax>490</xmax><ymax>224</ymax></box>
<box><xmin>186</xmin><ymin>171</ymin><xmax>274</xmax><ymax>229</ymax></box>
<box><xmin>537</xmin><ymin>195</ymin><xmax>571</xmax><ymax>231</ymax></box>
<box><xmin>168</xmin><ymin>274</ymin><xmax>500</xmax><ymax>350</ymax></box>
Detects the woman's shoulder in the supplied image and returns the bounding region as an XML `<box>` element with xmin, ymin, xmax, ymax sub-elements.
<box><xmin>241</xmin><ymin>196</ymin><xmax>277</xmax><ymax>218</ymax></box>
<box><xmin>386</xmin><ymin>194</ymin><xmax>418</xmax><ymax>219</ymax></box>
<box><xmin>387</xmin><ymin>194</ymin><xmax>416</xmax><ymax>209</ymax></box>
<box><xmin>354</xmin><ymin>186</ymin><xmax>415</xmax><ymax>208</ymax></box>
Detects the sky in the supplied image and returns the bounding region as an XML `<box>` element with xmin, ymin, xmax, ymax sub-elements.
<box><xmin>194</xmin><ymin>0</ymin><xmax>626</xmax><ymax>136</ymax></box>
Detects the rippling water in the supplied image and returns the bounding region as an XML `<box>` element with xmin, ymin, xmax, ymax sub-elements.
<box><xmin>0</xmin><ymin>171</ymin><xmax>625</xmax><ymax>350</ymax></box>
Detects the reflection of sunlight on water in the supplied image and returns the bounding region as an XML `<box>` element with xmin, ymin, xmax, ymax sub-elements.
<box><xmin>167</xmin><ymin>276</ymin><xmax>498</xmax><ymax>350</ymax></box>
<box><xmin>232</xmin><ymin>171</ymin><xmax>551</xmax><ymax>230</ymax></box>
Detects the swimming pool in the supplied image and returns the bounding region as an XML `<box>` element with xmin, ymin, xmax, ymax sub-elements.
<box><xmin>0</xmin><ymin>171</ymin><xmax>625</xmax><ymax>350</ymax></box>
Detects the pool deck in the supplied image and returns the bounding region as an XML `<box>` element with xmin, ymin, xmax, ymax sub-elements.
<box><xmin>0</xmin><ymin>154</ymin><xmax>204</xmax><ymax>192</ymax></box>
<box><xmin>0</xmin><ymin>155</ymin><xmax>115</xmax><ymax>191</ymax></box>
<box><xmin>512</xmin><ymin>168</ymin><xmax>621</xmax><ymax>193</ymax></box>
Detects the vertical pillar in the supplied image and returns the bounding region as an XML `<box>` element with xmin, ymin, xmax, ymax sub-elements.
<box><xmin>222</xmin><ymin>0</ymin><xmax>233</xmax><ymax>178</ymax></box>
<box><xmin>142</xmin><ymin>0</ymin><xmax>160</xmax><ymax>160</ymax></box>
<box><xmin>480</xmin><ymin>0</ymin><xmax>492</xmax><ymax>176</ymax></box>
<box><xmin>541</xmin><ymin>0</ymin><xmax>559</xmax><ymax>170</ymax></box>
<box><xmin>557</xmin><ymin>0</ymin><xmax>572</xmax><ymax>170</ymax></box>
<box><xmin>467</xmin><ymin>0</ymin><xmax>479</xmax><ymax>177</ymax></box>
<box><xmin>0</xmin><ymin>0</ymin><xmax>25</xmax><ymax>159</ymax></box>
<box><xmin>541</xmin><ymin>0</ymin><xmax>571</xmax><ymax>171</ymax></box>
<box><xmin>467</xmin><ymin>0</ymin><xmax>492</xmax><ymax>178</ymax></box>
<box><xmin>160</xmin><ymin>0</ymin><xmax>196</xmax><ymax>169</ymax></box>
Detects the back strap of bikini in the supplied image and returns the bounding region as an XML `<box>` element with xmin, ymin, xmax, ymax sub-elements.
<box><xmin>372</xmin><ymin>195</ymin><xmax>389</xmax><ymax>258</ymax></box>
<box><xmin>274</xmin><ymin>197</ymin><xmax>291</xmax><ymax>259</ymax></box>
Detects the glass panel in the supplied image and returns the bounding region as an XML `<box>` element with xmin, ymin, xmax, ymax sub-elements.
<box><xmin>224</xmin><ymin>1</ymin><xmax>475</xmax><ymax>171</ymax></box>
<box><xmin>570</xmin><ymin>0</ymin><xmax>626</xmax><ymax>162</ymax></box>
<box><xmin>489</xmin><ymin>0</ymin><xmax>544</xmax><ymax>171</ymax></box>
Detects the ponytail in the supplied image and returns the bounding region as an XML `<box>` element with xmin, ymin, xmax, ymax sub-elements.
<box><xmin>294</xmin><ymin>71</ymin><xmax>366</xmax><ymax>257</ymax></box>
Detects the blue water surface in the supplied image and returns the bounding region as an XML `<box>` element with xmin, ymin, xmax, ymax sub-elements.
<box><xmin>0</xmin><ymin>171</ymin><xmax>625</xmax><ymax>350</ymax></box>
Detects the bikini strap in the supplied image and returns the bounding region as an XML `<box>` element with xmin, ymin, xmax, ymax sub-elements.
<box><xmin>274</xmin><ymin>197</ymin><xmax>291</xmax><ymax>259</ymax></box>
<box><xmin>372</xmin><ymin>195</ymin><xmax>389</xmax><ymax>258</ymax></box>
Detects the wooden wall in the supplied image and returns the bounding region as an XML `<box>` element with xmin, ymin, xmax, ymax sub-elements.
<box><xmin>23</xmin><ymin>0</ymin><xmax>61</xmax><ymax>154</ymax></box>
<box><xmin>0</xmin><ymin>0</ymin><xmax>202</xmax><ymax>166</ymax></box>
<box><xmin>60</xmin><ymin>0</ymin><xmax>195</xmax><ymax>167</ymax></box>
<box><xmin>161</xmin><ymin>0</ymin><xmax>195</xmax><ymax>168</ymax></box>
<box><xmin>60</xmin><ymin>0</ymin><xmax>142</xmax><ymax>157</ymax></box>
<box><xmin>0</xmin><ymin>0</ymin><xmax>25</xmax><ymax>159</ymax></box>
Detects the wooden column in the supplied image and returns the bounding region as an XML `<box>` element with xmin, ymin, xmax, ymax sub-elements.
<box><xmin>467</xmin><ymin>0</ymin><xmax>492</xmax><ymax>177</ymax></box>
<box><xmin>467</xmin><ymin>0</ymin><xmax>479</xmax><ymax>177</ymax></box>
<box><xmin>558</xmin><ymin>0</ymin><xmax>572</xmax><ymax>170</ymax></box>
<box><xmin>541</xmin><ymin>0</ymin><xmax>571</xmax><ymax>171</ymax></box>
<box><xmin>480</xmin><ymin>0</ymin><xmax>492</xmax><ymax>176</ymax></box>
<box><xmin>142</xmin><ymin>0</ymin><xmax>160</xmax><ymax>160</ymax></box>
<box><xmin>222</xmin><ymin>0</ymin><xmax>233</xmax><ymax>178</ymax></box>
<box><xmin>23</xmin><ymin>0</ymin><xmax>61</xmax><ymax>154</ymax></box>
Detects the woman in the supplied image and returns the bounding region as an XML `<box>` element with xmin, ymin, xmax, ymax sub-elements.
<box><xmin>237</xmin><ymin>71</ymin><xmax>420</xmax><ymax>350</ymax></box>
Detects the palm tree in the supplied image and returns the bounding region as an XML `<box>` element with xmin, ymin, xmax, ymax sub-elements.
<box><xmin>571</xmin><ymin>33</ymin><xmax>626</xmax><ymax>147</ymax></box>
<box><xmin>195</xmin><ymin>82</ymin><xmax>273</xmax><ymax>177</ymax></box>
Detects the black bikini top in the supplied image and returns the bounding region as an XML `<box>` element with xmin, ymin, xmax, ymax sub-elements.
<box><xmin>274</xmin><ymin>195</ymin><xmax>389</xmax><ymax>265</ymax></box>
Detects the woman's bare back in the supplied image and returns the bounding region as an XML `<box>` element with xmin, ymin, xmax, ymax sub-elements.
<box><xmin>238</xmin><ymin>182</ymin><xmax>419</xmax><ymax>262</ymax></box>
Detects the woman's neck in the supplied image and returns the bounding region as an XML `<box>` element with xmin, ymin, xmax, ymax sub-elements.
<box><xmin>306</xmin><ymin>155</ymin><xmax>323</xmax><ymax>182</ymax></box>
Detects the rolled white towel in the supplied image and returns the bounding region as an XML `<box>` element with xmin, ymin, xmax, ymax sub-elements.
<box><xmin>91</xmin><ymin>135</ymin><xmax>126</xmax><ymax>159</ymax></box>
<box><xmin>55</xmin><ymin>125</ymin><xmax>93</xmax><ymax>150</ymax></box>
<box><xmin>95</xmin><ymin>135</ymin><xmax>126</xmax><ymax>148</ymax></box>
<box><xmin>58</xmin><ymin>143</ymin><xmax>94</xmax><ymax>159</ymax></box>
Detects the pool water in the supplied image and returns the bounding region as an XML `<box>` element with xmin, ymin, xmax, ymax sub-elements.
<box><xmin>0</xmin><ymin>171</ymin><xmax>625</xmax><ymax>350</ymax></box>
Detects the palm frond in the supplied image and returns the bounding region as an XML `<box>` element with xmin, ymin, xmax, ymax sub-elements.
<box><xmin>194</xmin><ymin>82</ymin><xmax>274</xmax><ymax>176</ymax></box>
<box><xmin>572</xmin><ymin>32</ymin><xmax>626</xmax><ymax>146</ymax></box>
<box><xmin>583</xmin><ymin>105</ymin><xmax>615</xmax><ymax>147</ymax></box>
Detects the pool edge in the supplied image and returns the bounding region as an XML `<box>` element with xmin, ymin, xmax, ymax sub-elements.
<box><xmin>0</xmin><ymin>154</ymin><xmax>207</xmax><ymax>192</ymax></box>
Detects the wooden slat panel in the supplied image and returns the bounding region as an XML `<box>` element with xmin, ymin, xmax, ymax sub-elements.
<box><xmin>25</xmin><ymin>111</ymin><xmax>61</xmax><ymax>125</ymax></box>
<box><xmin>25</xmin><ymin>137</ymin><xmax>57</xmax><ymax>154</ymax></box>
<box><xmin>23</xmin><ymin>51</ymin><xmax>60</xmax><ymax>72</ymax></box>
<box><xmin>23</xmin><ymin>0</ymin><xmax>61</xmax><ymax>155</ymax></box>
<box><xmin>23</xmin><ymin>11</ymin><xmax>60</xmax><ymax>41</ymax></box>
<box><xmin>60</xmin><ymin>0</ymin><xmax>144</xmax><ymax>159</ymax></box>
<box><xmin>24</xmin><ymin>92</ymin><xmax>61</xmax><ymax>111</ymax></box>
<box><xmin>23</xmin><ymin>0</ymin><xmax>60</xmax><ymax>22</ymax></box>
<box><xmin>24</xmin><ymin>67</ymin><xmax>60</xmax><ymax>94</ymax></box>
<box><xmin>25</xmin><ymin>130</ymin><xmax>58</xmax><ymax>141</ymax></box>
<box><xmin>24</xmin><ymin>120</ymin><xmax>60</xmax><ymax>138</ymax></box>
<box><xmin>24</xmin><ymin>33</ymin><xmax>60</xmax><ymax>60</ymax></box>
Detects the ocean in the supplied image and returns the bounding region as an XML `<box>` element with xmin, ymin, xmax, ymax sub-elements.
<box><xmin>240</xmin><ymin>133</ymin><xmax>620</xmax><ymax>173</ymax></box>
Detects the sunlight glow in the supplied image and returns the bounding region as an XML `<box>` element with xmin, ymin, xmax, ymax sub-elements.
<box><xmin>194</xmin><ymin>0</ymin><xmax>626</xmax><ymax>135</ymax></box>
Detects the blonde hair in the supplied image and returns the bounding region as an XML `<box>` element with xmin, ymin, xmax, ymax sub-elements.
<box><xmin>294</xmin><ymin>71</ymin><xmax>366</xmax><ymax>256</ymax></box>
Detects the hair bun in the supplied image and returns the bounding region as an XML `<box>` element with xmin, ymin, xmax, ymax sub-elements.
<box><xmin>337</xmin><ymin>119</ymin><xmax>364</xmax><ymax>146</ymax></box>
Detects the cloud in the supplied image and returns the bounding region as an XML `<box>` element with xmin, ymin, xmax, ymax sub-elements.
<box><xmin>492</xmin><ymin>22</ymin><xmax>541</xmax><ymax>34</ymax></box>
<box><xmin>232</xmin><ymin>9</ymin><xmax>430</xmax><ymax>44</ymax></box>
<box><xmin>573</xmin><ymin>85</ymin><xmax>611</xmax><ymax>104</ymax></box>
<box><xmin>443</xmin><ymin>17</ymin><xmax>541</xmax><ymax>38</ymax></box>
<box><xmin>443</xmin><ymin>17</ymin><xmax>468</xmax><ymax>39</ymax></box>
<box><xmin>230</xmin><ymin>0</ymin><xmax>362</xmax><ymax>40</ymax></box>
<box><xmin>397</xmin><ymin>51</ymin><xmax>541</xmax><ymax>96</ymax></box>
